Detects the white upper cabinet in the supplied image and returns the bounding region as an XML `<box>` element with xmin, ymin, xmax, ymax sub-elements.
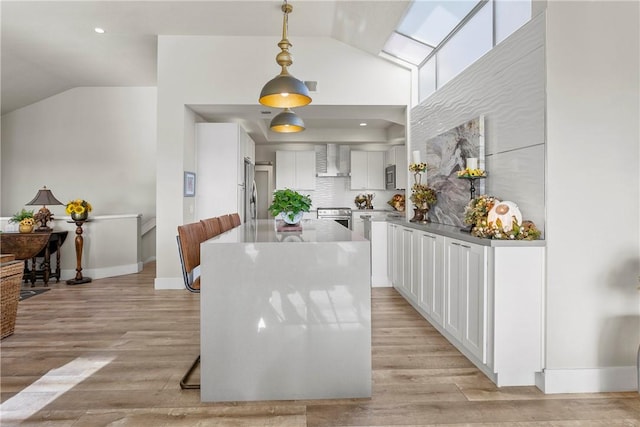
<box><xmin>196</xmin><ymin>123</ymin><xmax>254</xmax><ymax>219</ymax></box>
<box><xmin>276</xmin><ymin>150</ymin><xmax>316</xmax><ymax>190</ymax></box>
<box><xmin>386</xmin><ymin>145</ymin><xmax>407</xmax><ymax>190</ymax></box>
<box><xmin>350</xmin><ymin>151</ymin><xmax>385</xmax><ymax>190</ymax></box>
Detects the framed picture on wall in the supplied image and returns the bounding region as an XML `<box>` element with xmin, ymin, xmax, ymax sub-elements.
<box><xmin>184</xmin><ymin>171</ymin><xmax>196</xmax><ymax>197</ymax></box>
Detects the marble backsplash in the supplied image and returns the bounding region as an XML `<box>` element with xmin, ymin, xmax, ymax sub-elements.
<box><xmin>412</xmin><ymin>117</ymin><xmax>485</xmax><ymax>227</ymax></box>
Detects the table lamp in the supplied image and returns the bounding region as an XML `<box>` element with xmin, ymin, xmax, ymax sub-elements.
<box><xmin>26</xmin><ymin>186</ymin><xmax>63</xmax><ymax>232</ymax></box>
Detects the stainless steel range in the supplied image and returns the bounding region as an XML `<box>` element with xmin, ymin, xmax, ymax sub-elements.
<box><xmin>317</xmin><ymin>207</ymin><xmax>352</xmax><ymax>229</ymax></box>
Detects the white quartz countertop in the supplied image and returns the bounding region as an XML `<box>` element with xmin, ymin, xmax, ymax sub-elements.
<box><xmin>387</xmin><ymin>219</ymin><xmax>546</xmax><ymax>247</ymax></box>
<box><xmin>205</xmin><ymin>219</ymin><xmax>367</xmax><ymax>244</ymax></box>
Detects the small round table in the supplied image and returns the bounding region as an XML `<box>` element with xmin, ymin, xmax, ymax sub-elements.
<box><xmin>66</xmin><ymin>219</ymin><xmax>92</xmax><ymax>285</ymax></box>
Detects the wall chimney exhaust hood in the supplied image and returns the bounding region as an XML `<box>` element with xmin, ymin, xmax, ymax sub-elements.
<box><xmin>317</xmin><ymin>144</ymin><xmax>350</xmax><ymax>177</ymax></box>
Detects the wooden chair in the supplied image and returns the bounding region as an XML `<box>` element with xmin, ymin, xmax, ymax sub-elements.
<box><xmin>230</xmin><ymin>212</ymin><xmax>241</xmax><ymax>227</ymax></box>
<box><xmin>200</xmin><ymin>217</ymin><xmax>222</xmax><ymax>240</ymax></box>
<box><xmin>176</xmin><ymin>222</ymin><xmax>206</xmax><ymax>293</ymax></box>
<box><xmin>176</xmin><ymin>221</ymin><xmax>207</xmax><ymax>390</ymax></box>
<box><xmin>218</xmin><ymin>214</ymin><xmax>233</xmax><ymax>232</ymax></box>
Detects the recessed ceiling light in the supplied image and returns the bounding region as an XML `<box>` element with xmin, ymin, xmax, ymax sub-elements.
<box><xmin>94</xmin><ymin>27</ymin><xmax>105</xmax><ymax>34</ymax></box>
<box><xmin>360</xmin><ymin>122</ymin><xmax>367</xmax><ymax>127</ymax></box>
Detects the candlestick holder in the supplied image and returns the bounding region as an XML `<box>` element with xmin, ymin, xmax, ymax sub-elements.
<box><xmin>66</xmin><ymin>219</ymin><xmax>92</xmax><ymax>285</ymax></box>
<box><xmin>458</xmin><ymin>175</ymin><xmax>486</xmax><ymax>233</ymax></box>
<box><xmin>458</xmin><ymin>175</ymin><xmax>486</xmax><ymax>200</ymax></box>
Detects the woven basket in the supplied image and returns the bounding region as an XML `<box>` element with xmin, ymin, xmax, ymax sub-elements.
<box><xmin>1</xmin><ymin>260</ymin><xmax>24</xmax><ymax>339</ymax></box>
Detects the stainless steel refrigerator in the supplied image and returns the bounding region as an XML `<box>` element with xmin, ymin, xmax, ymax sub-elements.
<box><xmin>243</xmin><ymin>157</ymin><xmax>257</xmax><ymax>222</ymax></box>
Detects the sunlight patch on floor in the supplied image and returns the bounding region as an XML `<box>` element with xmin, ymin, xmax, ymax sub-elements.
<box><xmin>0</xmin><ymin>355</ymin><xmax>114</xmax><ymax>422</ymax></box>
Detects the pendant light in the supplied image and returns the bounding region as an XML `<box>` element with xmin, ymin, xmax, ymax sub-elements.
<box><xmin>259</xmin><ymin>1</ymin><xmax>311</xmax><ymax>109</ymax></box>
<box><xmin>270</xmin><ymin>108</ymin><xmax>305</xmax><ymax>133</ymax></box>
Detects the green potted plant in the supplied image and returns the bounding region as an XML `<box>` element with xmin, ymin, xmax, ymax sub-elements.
<box><xmin>268</xmin><ymin>189</ymin><xmax>312</xmax><ymax>225</ymax></box>
<box><xmin>9</xmin><ymin>208</ymin><xmax>36</xmax><ymax>233</ymax></box>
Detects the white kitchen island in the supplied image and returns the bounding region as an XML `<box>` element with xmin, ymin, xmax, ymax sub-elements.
<box><xmin>200</xmin><ymin>219</ymin><xmax>371</xmax><ymax>402</ymax></box>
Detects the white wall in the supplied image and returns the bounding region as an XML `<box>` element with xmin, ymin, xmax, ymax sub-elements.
<box><xmin>1</xmin><ymin>214</ymin><xmax>142</xmax><ymax>280</ymax></box>
<box><xmin>543</xmin><ymin>1</ymin><xmax>639</xmax><ymax>392</ymax></box>
<box><xmin>156</xmin><ymin>35</ymin><xmax>411</xmax><ymax>288</ymax></box>
<box><xmin>1</xmin><ymin>87</ymin><xmax>158</xmax><ymax>264</ymax></box>
<box><xmin>411</xmin><ymin>14</ymin><xmax>546</xmax><ymax>233</ymax></box>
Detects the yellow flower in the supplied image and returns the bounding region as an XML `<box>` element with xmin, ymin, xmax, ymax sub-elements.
<box><xmin>409</xmin><ymin>162</ymin><xmax>427</xmax><ymax>173</ymax></box>
<box><xmin>457</xmin><ymin>167</ymin><xmax>486</xmax><ymax>177</ymax></box>
<box><xmin>66</xmin><ymin>199</ymin><xmax>93</xmax><ymax>216</ymax></box>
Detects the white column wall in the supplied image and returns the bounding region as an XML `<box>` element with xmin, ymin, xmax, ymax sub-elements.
<box><xmin>155</xmin><ymin>35</ymin><xmax>411</xmax><ymax>288</ymax></box>
<box><xmin>543</xmin><ymin>1</ymin><xmax>640</xmax><ymax>392</ymax></box>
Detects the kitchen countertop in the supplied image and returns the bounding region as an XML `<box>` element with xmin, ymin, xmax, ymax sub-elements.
<box><xmin>206</xmin><ymin>219</ymin><xmax>367</xmax><ymax>243</ymax></box>
<box><xmin>364</xmin><ymin>216</ymin><xmax>545</xmax><ymax>247</ymax></box>
<box><xmin>358</xmin><ymin>211</ymin><xmax>405</xmax><ymax>220</ymax></box>
<box><xmin>352</xmin><ymin>208</ymin><xmax>397</xmax><ymax>212</ymax></box>
<box><xmin>389</xmin><ymin>219</ymin><xmax>545</xmax><ymax>247</ymax></box>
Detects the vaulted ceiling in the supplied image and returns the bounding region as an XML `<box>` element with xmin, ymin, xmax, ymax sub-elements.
<box><xmin>1</xmin><ymin>1</ymin><xmax>411</xmax><ymax>144</ymax></box>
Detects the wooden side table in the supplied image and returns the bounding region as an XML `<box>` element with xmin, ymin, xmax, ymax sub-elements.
<box><xmin>25</xmin><ymin>231</ymin><xmax>68</xmax><ymax>286</ymax></box>
<box><xmin>0</xmin><ymin>232</ymin><xmax>51</xmax><ymax>261</ymax></box>
<box><xmin>66</xmin><ymin>220</ymin><xmax>91</xmax><ymax>285</ymax></box>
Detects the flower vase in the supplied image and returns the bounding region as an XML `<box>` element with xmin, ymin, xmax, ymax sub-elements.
<box><xmin>280</xmin><ymin>211</ymin><xmax>303</xmax><ymax>226</ymax></box>
<box><xmin>409</xmin><ymin>204</ymin><xmax>430</xmax><ymax>224</ymax></box>
<box><xmin>71</xmin><ymin>212</ymin><xmax>88</xmax><ymax>222</ymax></box>
<box><xmin>18</xmin><ymin>224</ymin><xmax>34</xmax><ymax>233</ymax></box>
<box><xmin>419</xmin><ymin>206</ymin><xmax>430</xmax><ymax>223</ymax></box>
<box><xmin>413</xmin><ymin>172</ymin><xmax>422</xmax><ymax>186</ymax></box>
<box><xmin>410</xmin><ymin>207</ymin><xmax>424</xmax><ymax>223</ymax></box>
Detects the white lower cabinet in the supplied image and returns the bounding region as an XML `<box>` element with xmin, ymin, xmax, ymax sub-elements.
<box><xmin>367</xmin><ymin>219</ymin><xmax>391</xmax><ymax>287</ymax></box>
<box><xmin>444</xmin><ymin>238</ymin><xmax>486</xmax><ymax>362</ymax></box>
<box><xmin>387</xmin><ymin>223</ymin><xmax>398</xmax><ymax>288</ymax></box>
<box><xmin>388</xmin><ymin>223</ymin><xmax>545</xmax><ymax>387</ymax></box>
<box><xmin>351</xmin><ymin>211</ymin><xmax>373</xmax><ymax>237</ymax></box>
<box><xmin>402</xmin><ymin>227</ymin><xmax>416</xmax><ymax>300</ymax></box>
<box><xmin>414</xmin><ymin>231</ymin><xmax>445</xmax><ymax>327</ymax></box>
<box><xmin>391</xmin><ymin>224</ymin><xmax>410</xmax><ymax>293</ymax></box>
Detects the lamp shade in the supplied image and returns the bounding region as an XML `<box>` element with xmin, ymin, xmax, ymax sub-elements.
<box><xmin>259</xmin><ymin>1</ymin><xmax>312</xmax><ymax>109</ymax></box>
<box><xmin>270</xmin><ymin>108</ymin><xmax>305</xmax><ymax>133</ymax></box>
<box><xmin>259</xmin><ymin>72</ymin><xmax>312</xmax><ymax>109</ymax></box>
<box><xmin>26</xmin><ymin>186</ymin><xmax>63</xmax><ymax>206</ymax></box>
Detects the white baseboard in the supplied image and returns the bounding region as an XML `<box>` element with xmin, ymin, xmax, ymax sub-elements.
<box><xmin>538</xmin><ymin>366</ymin><xmax>638</xmax><ymax>393</ymax></box>
<box><xmin>154</xmin><ymin>277</ymin><xmax>184</xmax><ymax>290</ymax></box>
<box><xmin>61</xmin><ymin>262</ymin><xmax>142</xmax><ymax>281</ymax></box>
<box><xmin>372</xmin><ymin>275</ymin><xmax>392</xmax><ymax>287</ymax></box>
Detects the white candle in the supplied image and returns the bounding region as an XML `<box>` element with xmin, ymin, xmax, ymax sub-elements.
<box><xmin>466</xmin><ymin>157</ymin><xmax>478</xmax><ymax>170</ymax></box>
<box><xmin>412</xmin><ymin>150</ymin><xmax>421</xmax><ymax>164</ymax></box>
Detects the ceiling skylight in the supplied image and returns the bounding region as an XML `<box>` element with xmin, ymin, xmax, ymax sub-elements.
<box><xmin>383</xmin><ymin>33</ymin><xmax>433</xmax><ymax>65</ymax></box>
<box><xmin>383</xmin><ymin>0</ymin><xmax>482</xmax><ymax>65</ymax></box>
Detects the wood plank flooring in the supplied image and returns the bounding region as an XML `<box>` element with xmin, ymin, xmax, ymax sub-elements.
<box><xmin>1</xmin><ymin>262</ymin><xmax>638</xmax><ymax>426</ymax></box>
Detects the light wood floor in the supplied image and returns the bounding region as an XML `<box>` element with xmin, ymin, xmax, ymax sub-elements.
<box><xmin>1</xmin><ymin>262</ymin><xmax>638</xmax><ymax>426</ymax></box>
